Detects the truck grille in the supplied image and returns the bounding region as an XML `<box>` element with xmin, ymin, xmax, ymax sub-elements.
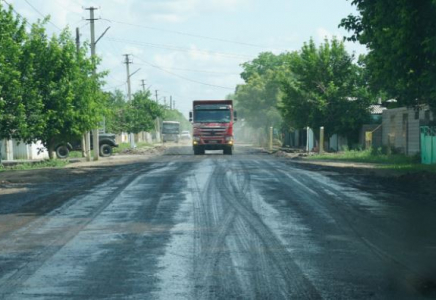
<box><xmin>199</xmin><ymin>127</ymin><xmax>226</xmax><ymax>136</ymax></box>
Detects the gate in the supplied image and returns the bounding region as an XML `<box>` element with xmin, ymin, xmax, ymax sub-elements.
<box><xmin>420</xmin><ymin>126</ymin><xmax>436</xmax><ymax>164</ymax></box>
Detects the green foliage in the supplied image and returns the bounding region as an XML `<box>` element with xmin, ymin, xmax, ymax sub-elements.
<box><xmin>125</xmin><ymin>90</ymin><xmax>164</xmax><ymax>134</ymax></box>
<box><xmin>0</xmin><ymin>3</ymin><xmax>29</xmax><ymax>141</ymax></box>
<box><xmin>280</xmin><ymin>38</ymin><xmax>371</xmax><ymax>142</ymax></box>
<box><xmin>163</xmin><ymin>109</ymin><xmax>191</xmax><ymax>131</ymax></box>
<box><xmin>235</xmin><ymin>52</ymin><xmax>291</xmax><ymax>131</ymax></box>
<box><xmin>105</xmin><ymin>90</ymin><xmax>128</xmax><ymax>134</ymax></box>
<box><xmin>340</xmin><ymin>0</ymin><xmax>436</xmax><ymax>113</ymax></box>
<box><xmin>308</xmin><ymin>148</ymin><xmax>419</xmax><ymax>164</ymax></box>
<box><xmin>0</xmin><ymin>3</ymin><xmax>107</xmax><ymax>159</ymax></box>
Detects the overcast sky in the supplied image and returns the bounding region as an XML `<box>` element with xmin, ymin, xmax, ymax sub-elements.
<box><xmin>5</xmin><ymin>0</ymin><xmax>366</xmax><ymax>117</ymax></box>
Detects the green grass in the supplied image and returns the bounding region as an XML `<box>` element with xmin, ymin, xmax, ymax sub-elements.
<box><xmin>306</xmin><ymin>149</ymin><xmax>436</xmax><ymax>173</ymax></box>
<box><xmin>0</xmin><ymin>159</ymin><xmax>69</xmax><ymax>171</ymax></box>
<box><xmin>307</xmin><ymin>149</ymin><xmax>418</xmax><ymax>164</ymax></box>
<box><xmin>69</xmin><ymin>151</ymin><xmax>83</xmax><ymax>158</ymax></box>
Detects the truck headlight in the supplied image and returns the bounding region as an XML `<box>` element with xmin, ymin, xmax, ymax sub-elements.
<box><xmin>193</xmin><ymin>136</ymin><xmax>201</xmax><ymax>141</ymax></box>
<box><xmin>225</xmin><ymin>136</ymin><xmax>233</xmax><ymax>141</ymax></box>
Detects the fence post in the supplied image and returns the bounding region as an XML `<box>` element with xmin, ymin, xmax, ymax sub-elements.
<box><xmin>319</xmin><ymin>126</ymin><xmax>324</xmax><ymax>154</ymax></box>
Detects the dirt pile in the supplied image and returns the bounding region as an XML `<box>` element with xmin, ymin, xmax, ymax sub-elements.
<box><xmin>118</xmin><ymin>146</ymin><xmax>165</xmax><ymax>155</ymax></box>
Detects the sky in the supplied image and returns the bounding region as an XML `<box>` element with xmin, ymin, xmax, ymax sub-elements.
<box><xmin>4</xmin><ymin>0</ymin><xmax>366</xmax><ymax>118</ymax></box>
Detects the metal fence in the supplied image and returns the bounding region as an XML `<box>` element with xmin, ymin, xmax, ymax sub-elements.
<box><xmin>420</xmin><ymin>126</ymin><xmax>436</xmax><ymax>164</ymax></box>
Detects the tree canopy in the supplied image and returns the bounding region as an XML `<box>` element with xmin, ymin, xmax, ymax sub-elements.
<box><xmin>0</xmin><ymin>3</ymin><xmax>107</xmax><ymax>156</ymax></box>
<box><xmin>280</xmin><ymin>38</ymin><xmax>371</xmax><ymax>140</ymax></box>
<box><xmin>340</xmin><ymin>0</ymin><xmax>436</xmax><ymax>113</ymax></box>
<box><xmin>235</xmin><ymin>52</ymin><xmax>291</xmax><ymax>131</ymax></box>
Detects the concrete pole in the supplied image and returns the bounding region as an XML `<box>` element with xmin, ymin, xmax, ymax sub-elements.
<box><xmin>320</xmin><ymin>126</ymin><xmax>325</xmax><ymax>154</ymax></box>
<box><xmin>269</xmin><ymin>127</ymin><xmax>273</xmax><ymax>153</ymax></box>
<box><xmin>88</xmin><ymin>7</ymin><xmax>99</xmax><ymax>161</ymax></box>
<box><xmin>124</xmin><ymin>54</ymin><xmax>135</xmax><ymax>149</ymax></box>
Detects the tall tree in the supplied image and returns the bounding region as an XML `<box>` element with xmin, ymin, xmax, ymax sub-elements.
<box><xmin>235</xmin><ymin>52</ymin><xmax>291</xmax><ymax>132</ymax></box>
<box><xmin>340</xmin><ymin>0</ymin><xmax>436</xmax><ymax>113</ymax></box>
<box><xmin>0</xmin><ymin>3</ymin><xmax>28</xmax><ymax>141</ymax></box>
<box><xmin>105</xmin><ymin>90</ymin><xmax>127</xmax><ymax>134</ymax></box>
<box><xmin>280</xmin><ymin>38</ymin><xmax>371</xmax><ymax>142</ymax></box>
<box><xmin>23</xmin><ymin>21</ymin><xmax>107</xmax><ymax>157</ymax></box>
<box><xmin>124</xmin><ymin>90</ymin><xmax>164</xmax><ymax>134</ymax></box>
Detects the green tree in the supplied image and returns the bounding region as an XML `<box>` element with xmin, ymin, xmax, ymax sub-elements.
<box><xmin>340</xmin><ymin>0</ymin><xmax>436</xmax><ymax>113</ymax></box>
<box><xmin>0</xmin><ymin>3</ymin><xmax>29</xmax><ymax>141</ymax></box>
<box><xmin>104</xmin><ymin>90</ymin><xmax>127</xmax><ymax>134</ymax></box>
<box><xmin>124</xmin><ymin>90</ymin><xmax>164</xmax><ymax>134</ymax></box>
<box><xmin>23</xmin><ymin>21</ymin><xmax>107</xmax><ymax>157</ymax></box>
<box><xmin>235</xmin><ymin>52</ymin><xmax>291</xmax><ymax>134</ymax></box>
<box><xmin>280</xmin><ymin>38</ymin><xmax>371</xmax><ymax>142</ymax></box>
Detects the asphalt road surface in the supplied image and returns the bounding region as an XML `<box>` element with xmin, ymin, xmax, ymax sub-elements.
<box><xmin>1</xmin><ymin>145</ymin><xmax>436</xmax><ymax>299</ymax></box>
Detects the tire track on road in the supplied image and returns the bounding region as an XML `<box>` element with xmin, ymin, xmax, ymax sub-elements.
<box><xmin>0</xmin><ymin>163</ymin><xmax>162</xmax><ymax>297</ymax></box>
<box><xmin>192</xmin><ymin>157</ymin><xmax>321</xmax><ymax>299</ymax></box>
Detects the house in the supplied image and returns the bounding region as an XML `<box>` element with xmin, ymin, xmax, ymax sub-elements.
<box><xmin>382</xmin><ymin>106</ymin><xmax>434</xmax><ymax>155</ymax></box>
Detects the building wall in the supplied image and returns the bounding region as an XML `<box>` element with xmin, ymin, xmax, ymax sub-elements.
<box><xmin>382</xmin><ymin>106</ymin><xmax>434</xmax><ymax>155</ymax></box>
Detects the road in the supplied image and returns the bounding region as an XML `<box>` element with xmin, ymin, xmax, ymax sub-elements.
<box><xmin>0</xmin><ymin>145</ymin><xmax>435</xmax><ymax>299</ymax></box>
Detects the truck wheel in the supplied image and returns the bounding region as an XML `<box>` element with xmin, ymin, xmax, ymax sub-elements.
<box><xmin>100</xmin><ymin>144</ymin><xmax>112</xmax><ymax>157</ymax></box>
<box><xmin>56</xmin><ymin>145</ymin><xmax>70</xmax><ymax>159</ymax></box>
<box><xmin>223</xmin><ymin>147</ymin><xmax>233</xmax><ymax>155</ymax></box>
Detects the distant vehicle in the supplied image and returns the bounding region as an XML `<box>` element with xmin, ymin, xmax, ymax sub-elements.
<box><xmin>180</xmin><ymin>130</ymin><xmax>191</xmax><ymax>141</ymax></box>
<box><xmin>189</xmin><ymin>100</ymin><xmax>237</xmax><ymax>155</ymax></box>
<box><xmin>55</xmin><ymin>133</ymin><xmax>118</xmax><ymax>159</ymax></box>
<box><xmin>162</xmin><ymin>121</ymin><xmax>180</xmax><ymax>143</ymax></box>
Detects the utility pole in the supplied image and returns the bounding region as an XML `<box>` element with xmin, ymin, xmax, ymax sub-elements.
<box><xmin>154</xmin><ymin>90</ymin><xmax>161</xmax><ymax>143</ymax></box>
<box><xmin>86</xmin><ymin>6</ymin><xmax>99</xmax><ymax>161</ymax></box>
<box><xmin>123</xmin><ymin>54</ymin><xmax>135</xmax><ymax>148</ymax></box>
<box><xmin>76</xmin><ymin>27</ymin><xmax>87</xmax><ymax>159</ymax></box>
<box><xmin>75</xmin><ymin>27</ymin><xmax>80</xmax><ymax>53</ymax></box>
<box><xmin>170</xmin><ymin>96</ymin><xmax>173</xmax><ymax>110</ymax></box>
<box><xmin>141</xmin><ymin>79</ymin><xmax>147</xmax><ymax>92</ymax></box>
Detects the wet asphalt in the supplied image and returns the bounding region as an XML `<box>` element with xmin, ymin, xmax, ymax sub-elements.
<box><xmin>0</xmin><ymin>145</ymin><xmax>436</xmax><ymax>299</ymax></box>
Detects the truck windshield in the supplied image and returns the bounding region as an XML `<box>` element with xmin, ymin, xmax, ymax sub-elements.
<box><xmin>194</xmin><ymin>110</ymin><xmax>231</xmax><ymax>123</ymax></box>
<box><xmin>162</xmin><ymin>124</ymin><xmax>179</xmax><ymax>134</ymax></box>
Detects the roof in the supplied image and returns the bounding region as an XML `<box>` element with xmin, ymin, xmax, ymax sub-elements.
<box><xmin>369</xmin><ymin>105</ymin><xmax>387</xmax><ymax>114</ymax></box>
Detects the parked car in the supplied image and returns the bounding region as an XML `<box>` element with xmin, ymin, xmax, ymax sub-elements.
<box><xmin>180</xmin><ymin>130</ymin><xmax>192</xmax><ymax>141</ymax></box>
<box><xmin>55</xmin><ymin>133</ymin><xmax>118</xmax><ymax>159</ymax></box>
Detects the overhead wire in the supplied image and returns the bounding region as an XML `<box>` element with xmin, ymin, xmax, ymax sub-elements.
<box><xmin>23</xmin><ymin>0</ymin><xmax>62</xmax><ymax>31</ymax></box>
<box><xmin>105</xmin><ymin>18</ymin><xmax>268</xmax><ymax>49</ymax></box>
<box><xmin>106</xmin><ymin>37</ymin><xmax>252</xmax><ymax>60</ymax></box>
<box><xmin>132</xmin><ymin>55</ymin><xmax>234</xmax><ymax>91</ymax></box>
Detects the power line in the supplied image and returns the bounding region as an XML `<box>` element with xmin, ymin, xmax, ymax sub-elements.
<box><xmin>105</xmin><ymin>18</ymin><xmax>268</xmax><ymax>49</ymax></box>
<box><xmin>23</xmin><ymin>0</ymin><xmax>62</xmax><ymax>31</ymax></box>
<box><xmin>132</xmin><ymin>55</ymin><xmax>234</xmax><ymax>90</ymax></box>
<box><xmin>106</xmin><ymin>37</ymin><xmax>252</xmax><ymax>60</ymax></box>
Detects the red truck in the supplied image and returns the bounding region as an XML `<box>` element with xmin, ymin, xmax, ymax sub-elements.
<box><xmin>189</xmin><ymin>100</ymin><xmax>237</xmax><ymax>155</ymax></box>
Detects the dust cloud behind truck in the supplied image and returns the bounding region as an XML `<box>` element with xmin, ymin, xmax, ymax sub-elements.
<box><xmin>189</xmin><ymin>100</ymin><xmax>237</xmax><ymax>155</ymax></box>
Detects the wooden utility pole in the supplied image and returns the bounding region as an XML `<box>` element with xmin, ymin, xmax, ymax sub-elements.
<box><xmin>141</xmin><ymin>79</ymin><xmax>146</xmax><ymax>92</ymax></box>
